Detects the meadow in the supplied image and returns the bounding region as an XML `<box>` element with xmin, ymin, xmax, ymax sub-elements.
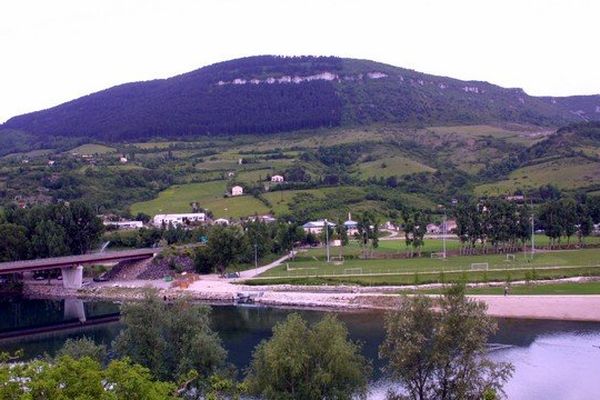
<box><xmin>130</xmin><ymin>181</ymin><xmax>270</xmax><ymax>218</ymax></box>
<box><xmin>476</xmin><ymin>156</ymin><xmax>600</xmax><ymax>196</ymax></box>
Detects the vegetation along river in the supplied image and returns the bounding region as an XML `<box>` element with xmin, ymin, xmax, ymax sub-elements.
<box><xmin>1</xmin><ymin>297</ymin><xmax>599</xmax><ymax>399</ymax></box>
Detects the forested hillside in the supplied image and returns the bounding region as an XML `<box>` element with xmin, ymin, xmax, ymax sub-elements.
<box><xmin>3</xmin><ymin>56</ymin><xmax>598</xmax><ymax>140</ymax></box>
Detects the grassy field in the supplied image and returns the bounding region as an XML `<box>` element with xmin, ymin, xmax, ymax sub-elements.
<box><xmin>299</xmin><ymin>235</ymin><xmax>600</xmax><ymax>260</ymax></box>
<box><xmin>357</xmin><ymin>155</ymin><xmax>435</xmax><ymax>178</ymax></box>
<box><xmin>69</xmin><ymin>143</ymin><xmax>116</xmax><ymax>154</ymax></box>
<box><xmin>261</xmin><ymin>248</ymin><xmax>600</xmax><ymax>278</ymax></box>
<box><xmin>130</xmin><ymin>180</ymin><xmax>270</xmax><ymax>218</ymax></box>
<box><xmin>476</xmin><ymin>156</ymin><xmax>600</xmax><ymax>196</ymax></box>
<box><xmin>252</xmin><ymin>247</ymin><xmax>600</xmax><ymax>287</ymax></box>
<box><xmin>416</xmin><ymin>281</ymin><xmax>600</xmax><ymax>295</ymax></box>
<box><xmin>244</xmin><ymin>266</ymin><xmax>600</xmax><ymax>287</ymax></box>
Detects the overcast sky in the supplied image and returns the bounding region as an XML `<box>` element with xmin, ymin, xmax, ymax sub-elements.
<box><xmin>1</xmin><ymin>0</ymin><xmax>599</xmax><ymax>123</ymax></box>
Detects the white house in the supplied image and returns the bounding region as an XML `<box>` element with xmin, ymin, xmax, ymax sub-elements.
<box><xmin>152</xmin><ymin>213</ymin><xmax>206</xmax><ymax>227</ymax></box>
<box><xmin>343</xmin><ymin>213</ymin><xmax>359</xmax><ymax>235</ymax></box>
<box><xmin>302</xmin><ymin>220</ymin><xmax>336</xmax><ymax>234</ymax></box>
<box><xmin>248</xmin><ymin>215</ymin><xmax>277</xmax><ymax>223</ymax></box>
<box><xmin>103</xmin><ymin>220</ymin><xmax>144</xmax><ymax>230</ymax></box>
<box><xmin>231</xmin><ymin>186</ymin><xmax>243</xmax><ymax>196</ymax></box>
<box><xmin>271</xmin><ymin>175</ymin><xmax>284</xmax><ymax>183</ymax></box>
<box><xmin>213</xmin><ymin>218</ymin><xmax>230</xmax><ymax>225</ymax></box>
<box><xmin>119</xmin><ymin>156</ymin><xmax>128</xmax><ymax>163</ymax></box>
<box><xmin>48</xmin><ymin>160</ymin><xmax>55</xmax><ymax>166</ymax></box>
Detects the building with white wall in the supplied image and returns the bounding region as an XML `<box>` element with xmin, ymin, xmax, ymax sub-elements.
<box><xmin>152</xmin><ymin>213</ymin><xmax>206</xmax><ymax>227</ymax></box>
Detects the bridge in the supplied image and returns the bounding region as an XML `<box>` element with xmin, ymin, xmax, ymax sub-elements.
<box><xmin>0</xmin><ymin>248</ymin><xmax>160</xmax><ymax>289</ymax></box>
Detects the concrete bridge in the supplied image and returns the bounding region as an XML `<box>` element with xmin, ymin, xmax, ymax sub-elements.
<box><xmin>0</xmin><ymin>248</ymin><xmax>160</xmax><ymax>289</ymax></box>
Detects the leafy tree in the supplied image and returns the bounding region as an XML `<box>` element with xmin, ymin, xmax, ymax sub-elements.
<box><xmin>56</xmin><ymin>336</ymin><xmax>108</xmax><ymax>364</ymax></box>
<box><xmin>379</xmin><ymin>286</ymin><xmax>513</xmax><ymax>400</ymax></box>
<box><xmin>114</xmin><ymin>290</ymin><xmax>227</xmax><ymax>382</ymax></box>
<box><xmin>245</xmin><ymin>313</ymin><xmax>370</xmax><ymax>400</ymax></box>
<box><xmin>0</xmin><ymin>223</ymin><xmax>29</xmax><ymax>261</ymax></box>
<box><xmin>0</xmin><ymin>355</ymin><xmax>176</xmax><ymax>400</ymax></box>
<box><xmin>204</xmin><ymin>225</ymin><xmax>249</xmax><ymax>275</ymax></box>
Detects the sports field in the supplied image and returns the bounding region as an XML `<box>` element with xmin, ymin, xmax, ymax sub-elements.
<box><xmin>251</xmin><ymin>247</ymin><xmax>600</xmax><ymax>286</ymax></box>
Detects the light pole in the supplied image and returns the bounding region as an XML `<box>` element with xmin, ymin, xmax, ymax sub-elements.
<box><xmin>254</xmin><ymin>242</ymin><xmax>258</xmax><ymax>268</ymax></box>
<box><xmin>442</xmin><ymin>212</ymin><xmax>447</xmax><ymax>259</ymax></box>
<box><xmin>530</xmin><ymin>200</ymin><xmax>535</xmax><ymax>259</ymax></box>
<box><xmin>325</xmin><ymin>219</ymin><xmax>330</xmax><ymax>263</ymax></box>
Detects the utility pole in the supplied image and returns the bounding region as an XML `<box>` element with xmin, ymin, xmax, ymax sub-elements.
<box><xmin>442</xmin><ymin>212</ymin><xmax>447</xmax><ymax>259</ymax></box>
<box><xmin>531</xmin><ymin>199</ymin><xmax>535</xmax><ymax>259</ymax></box>
<box><xmin>254</xmin><ymin>242</ymin><xmax>258</xmax><ymax>268</ymax></box>
<box><xmin>325</xmin><ymin>219</ymin><xmax>330</xmax><ymax>263</ymax></box>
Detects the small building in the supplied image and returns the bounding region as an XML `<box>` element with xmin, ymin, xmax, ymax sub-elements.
<box><xmin>152</xmin><ymin>213</ymin><xmax>206</xmax><ymax>227</ymax></box>
<box><xmin>344</xmin><ymin>213</ymin><xmax>359</xmax><ymax>235</ymax></box>
<box><xmin>213</xmin><ymin>218</ymin><xmax>230</xmax><ymax>225</ymax></box>
<box><xmin>227</xmin><ymin>171</ymin><xmax>235</xmax><ymax>177</ymax></box>
<box><xmin>271</xmin><ymin>175</ymin><xmax>284</xmax><ymax>183</ymax></box>
<box><xmin>48</xmin><ymin>160</ymin><xmax>55</xmax><ymax>166</ymax></box>
<box><xmin>119</xmin><ymin>157</ymin><xmax>128</xmax><ymax>163</ymax></box>
<box><xmin>426</xmin><ymin>223</ymin><xmax>441</xmax><ymax>235</ymax></box>
<box><xmin>231</xmin><ymin>185</ymin><xmax>243</xmax><ymax>196</ymax></box>
<box><xmin>103</xmin><ymin>220</ymin><xmax>144</xmax><ymax>230</ymax></box>
<box><xmin>248</xmin><ymin>215</ymin><xmax>277</xmax><ymax>223</ymax></box>
<box><xmin>302</xmin><ymin>220</ymin><xmax>336</xmax><ymax>234</ymax></box>
<box><xmin>506</xmin><ymin>195</ymin><xmax>525</xmax><ymax>202</ymax></box>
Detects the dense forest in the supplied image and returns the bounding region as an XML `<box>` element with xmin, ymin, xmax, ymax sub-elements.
<box><xmin>3</xmin><ymin>56</ymin><xmax>598</xmax><ymax>140</ymax></box>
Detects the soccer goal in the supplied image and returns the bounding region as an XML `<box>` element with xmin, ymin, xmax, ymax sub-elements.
<box><xmin>505</xmin><ymin>254</ymin><xmax>516</xmax><ymax>262</ymax></box>
<box><xmin>470</xmin><ymin>262</ymin><xmax>489</xmax><ymax>271</ymax></box>
<box><xmin>344</xmin><ymin>268</ymin><xmax>363</xmax><ymax>275</ymax></box>
<box><xmin>431</xmin><ymin>252</ymin><xmax>446</xmax><ymax>259</ymax></box>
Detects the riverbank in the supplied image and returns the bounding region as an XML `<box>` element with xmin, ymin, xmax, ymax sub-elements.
<box><xmin>21</xmin><ymin>275</ymin><xmax>600</xmax><ymax>322</ymax></box>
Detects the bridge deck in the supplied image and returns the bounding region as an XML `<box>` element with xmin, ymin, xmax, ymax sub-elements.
<box><xmin>0</xmin><ymin>248</ymin><xmax>159</xmax><ymax>274</ymax></box>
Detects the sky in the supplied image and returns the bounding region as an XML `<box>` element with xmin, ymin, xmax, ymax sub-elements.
<box><xmin>1</xmin><ymin>0</ymin><xmax>599</xmax><ymax>123</ymax></box>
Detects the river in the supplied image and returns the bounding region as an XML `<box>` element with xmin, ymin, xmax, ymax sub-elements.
<box><xmin>1</xmin><ymin>298</ymin><xmax>599</xmax><ymax>399</ymax></box>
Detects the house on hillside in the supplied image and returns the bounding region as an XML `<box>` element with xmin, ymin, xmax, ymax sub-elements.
<box><xmin>152</xmin><ymin>213</ymin><xmax>206</xmax><ymax>227</ymax></box>
<box><xmin>119</xmin><ymin>156</ymin><xmax>128</xmax><ymax>163</ymax></box>
<box><xmin>248</xmin><ymin>214</ymin><xmax>277</xmax><ymax>223</ymax></box>
<box><xmin>302</xmin><ymin>220</ymin><xmax>336</xmax><ymax>234</ymax></box>
<box><xmin>103</xmin><ymin>220</ymin><xmax>144</xmax><ymax>230</ymax></box>
<box><xmin>231</xmin><ymin>185</ymin><xmax>243</xmax><ymax>196</ymax></box>
<box><xmin>271</xmin><ymin>175</ymin><xmax>284</xmax><ymax>183</ymax></box>
<box><xmin>213</xmin><ymin>218</ymin><xmax>230</xmax><ymax>225</ymax></box>
<box><xmin>344</xmin><ymin>213</ymin><xmax>359</xmax><ymax>235</ymax></box>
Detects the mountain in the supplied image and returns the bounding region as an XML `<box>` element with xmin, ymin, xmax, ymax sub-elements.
<box><xmin>2</xmin><ymin>56</ymin><xmax>599</xmax><ymax>140</ymax></box>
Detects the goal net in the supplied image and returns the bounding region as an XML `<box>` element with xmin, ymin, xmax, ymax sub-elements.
<box><xmin>470</xmin><ymin>262</ymin><xmax>489</xmax><ymax>271</ymax></box>
<box><xmin>344</xmin><ymin>268</ymin><xmax>363</xmax><ymax>275</ymax></box>
<box><xmin>431</xmin><ymin>252</ymin><xmax>446</xmax><ymax>259</ymax></box>
<box><xmin>505</xmin><ymin>254</ymin><xmax>516</xmax><ymax>262</ymax></box>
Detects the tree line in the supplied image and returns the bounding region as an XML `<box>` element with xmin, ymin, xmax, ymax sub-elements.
<box><xmin>0</xmin><ymin>287</ymin><xmax>513</xmax><ymax>399</ymax></box>
<box><xmin>0</xmin><ymin>202</ymin><xmax>104</xmax><ymax>262</ymax></box>
<box><xmin>453</xmin><ymin>195</ymin><xmax>600</xmax><ymax>254</ymax></box>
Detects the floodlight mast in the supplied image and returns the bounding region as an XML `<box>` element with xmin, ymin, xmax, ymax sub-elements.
<box><xmin>442</xmin><ymin>212</ymin><xmax>447</xmax><ymax>259</ymax></box>
<box><xmin>530</xmin><ymin>199</ymin><xmax>535</xmax><ymax>258</ymax></box>
<box><xmin>325</xmin><ymin>219</ymin><xmax>330</xmax><ymax>263</ymax></box>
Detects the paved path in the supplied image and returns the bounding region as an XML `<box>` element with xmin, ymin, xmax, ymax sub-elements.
<box><xmin>237</xmin><ymin>252</ymin><xmax>296</xmax><ymax>279</ymax></box>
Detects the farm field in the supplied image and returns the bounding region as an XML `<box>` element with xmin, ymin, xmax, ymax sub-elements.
<box><xmin>69</xmin><ymin>143</ymin><xmax>116</xmax><ymax>154</ymax></box>
<box><xmin>476</xmin><ymin>156</ymin><xmax>600</xmax><ymax>196</ymax></box>
<box><xmin>357</xmin><ymin>155</ymin><xmax>435</xmax><ymax>178</ymax></box>
<box><xmin>130</xmin><ymin>180</ymin><xmax>270</xmax><ymax>218</ymax></box>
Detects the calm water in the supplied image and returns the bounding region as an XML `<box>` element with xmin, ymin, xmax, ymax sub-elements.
<box><xmin>1</xmin><ymin>298</ymin><xmax>599</xmax><ymax>399</ymax></box>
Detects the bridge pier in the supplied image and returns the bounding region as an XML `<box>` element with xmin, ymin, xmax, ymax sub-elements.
<box><xmin>61</xmin><ymin>265</ymin><xmax>83</xmax><ymax>289</ymax></box>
